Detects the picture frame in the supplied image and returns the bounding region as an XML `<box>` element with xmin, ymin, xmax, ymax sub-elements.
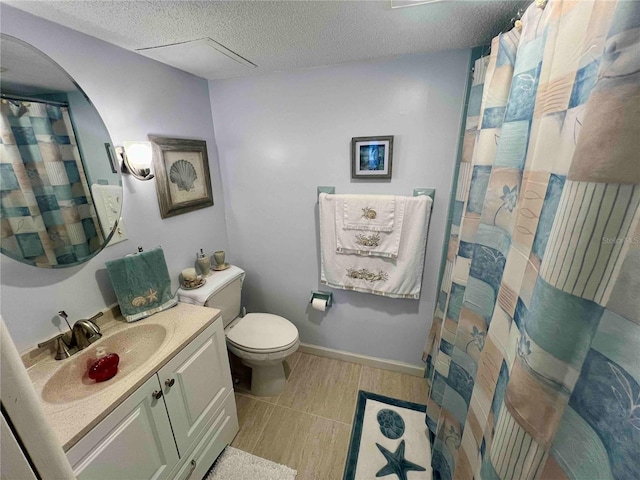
<box><xmin>148</xmin><ymin>136</ymin><xmax>214</xmax><ymax>219</ymax></box>
<box><xmin>351</xmin><ymin>135</ymin><xmax>394</xmax><ymax>179</ymax></box>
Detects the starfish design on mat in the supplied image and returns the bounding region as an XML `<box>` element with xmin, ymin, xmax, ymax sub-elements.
<box><xmin>375</xmin><ymin>440</ymin><xmax>426</xmax><ymax>480</ymax></box>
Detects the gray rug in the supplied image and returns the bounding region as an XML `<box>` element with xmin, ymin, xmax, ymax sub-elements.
<box><xmin>205</xmin><ymin>447</ymin><xmax>297</xmax><ymax>480</ymax></box>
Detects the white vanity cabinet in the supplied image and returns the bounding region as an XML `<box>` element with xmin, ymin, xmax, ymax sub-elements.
<box><xmin>66</xmin><ymin>317</ymin><xmax>238</xmax><ymax>480</ymax></box>
<box><xmin>66</xmin><ymin>374</ymin><xmax>179</xmax><ymax>480</ymax></box>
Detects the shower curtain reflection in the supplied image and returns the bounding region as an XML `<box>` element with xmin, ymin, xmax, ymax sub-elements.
<box><xmin>0</xmin><ymin>97</ymin><xmax>104</xmax><ymax>266</ymax></box>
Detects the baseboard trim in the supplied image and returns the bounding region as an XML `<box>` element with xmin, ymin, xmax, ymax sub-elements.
<box><xmin>298</xmin><ymin>343</ymin><xmax>425</xmax><ymax>377</ymax></box>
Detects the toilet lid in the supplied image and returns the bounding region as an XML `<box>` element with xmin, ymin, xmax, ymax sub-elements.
<box><xmin>226</xmin><ymin>313</ymin><xmax>298</xmax><ymax>351</ymax></box>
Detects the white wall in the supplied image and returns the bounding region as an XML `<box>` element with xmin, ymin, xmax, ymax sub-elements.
<box><xmin>0</xmin><ymin>6</ymin><xmax>229</xmax><ymax>352</ymax></box>
<box><xmin>209</xmin><ymin>51</ymin><xmax>469</xmax><ymax>366</ymax></box>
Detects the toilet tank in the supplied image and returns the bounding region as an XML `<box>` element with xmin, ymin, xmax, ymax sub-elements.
<box><xmin>204</xmin><ymin>276</ymin><xmax>243</xmax><ymax>328</ymax></box>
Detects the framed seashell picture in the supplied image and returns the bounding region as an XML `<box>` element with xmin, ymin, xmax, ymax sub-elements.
<box><xmin>148</xmin><ymin>136</ymin><xmax>214</xmax><ymax>218</ymax></box>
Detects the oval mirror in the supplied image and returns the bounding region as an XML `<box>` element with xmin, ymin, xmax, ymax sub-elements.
<box><xmin>0</xmin><ymin>34</ymin><xmax>123</xmax><ymax>268</ymax></box>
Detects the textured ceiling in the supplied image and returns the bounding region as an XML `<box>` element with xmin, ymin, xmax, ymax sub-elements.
<box><xmin>4</xmin><ymin>0</ymin><xmax>527</xmax><ymax>79</ymax></box>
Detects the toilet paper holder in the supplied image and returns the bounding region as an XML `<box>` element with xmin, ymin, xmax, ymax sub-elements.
<box><xmin>310</xmin><ymin>291</ymin><xmax>333</xmax><ymax>309</ymax></box>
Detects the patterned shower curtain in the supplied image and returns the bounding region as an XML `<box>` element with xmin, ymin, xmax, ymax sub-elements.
<box><xmin>0</xmin><ymin>99</ymin><xmax>104</xmax><ymax>266</ymax></box>
<box><xmin>423</xmin><ymin>1</ymin><xmax>640</xmax><ymax>479</ymax></box>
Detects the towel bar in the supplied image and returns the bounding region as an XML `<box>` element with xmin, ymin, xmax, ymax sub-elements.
<box><xmin>412</xmin><ymin>188</ymin><xmax>435</xmax><ymax>200</ymax></box>
<box><xmin>317</xmin><ymin>186</ymin><xmax>435</xmax><ymax>201</ymax></box>
<box><xmin>317</xmin><ymin>186</ymin><xmax>336</xmax><ymax>197</ymax></box>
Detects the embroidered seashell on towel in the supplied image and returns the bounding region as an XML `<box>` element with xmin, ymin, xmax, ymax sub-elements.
<box><xmin>342</xmin><ymin>195</ymin><xmax>396</xmax><ymax>232</ymax></box>
<box><xmin>336</xmin><ymin>195</ymin><xmax>406</xmax><ymax>259</ymax></box>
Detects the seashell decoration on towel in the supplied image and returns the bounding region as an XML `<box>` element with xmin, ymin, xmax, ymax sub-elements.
<box><xmin>131</xmin><ymin>296</ymin><xmax>147</xmax><ymax>307</ymax></box>
<box><xmin>355</xmin><ymin>232</ymin><xmax>381</xmax><ymax>247</ymax></box>
<box><xmin>130</xmin><ymin>288</ymin><xmax>159</xmax><ymax>308</ymax></box>
<box><xmin>169</xmin><ymin>159</ymin><xmax>198</xmax><ymax>191</ymax></box>
<box><xmin>361</xmin><ymin>206</ymin><xmax>377</xmax><ymax>220</ymax></box>
<box><xmin>346</xmin><ymin>267</ymin><xmax>388</xmax><ymax>282</ymax></box>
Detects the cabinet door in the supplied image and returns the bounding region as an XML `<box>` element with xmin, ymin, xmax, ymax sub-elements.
<box><xmin>172</xmin><ymin>391</ymin><xmax>238</xmax><ymax>480</ymax></box>
<box><xmin>2</xmin><ymin>413</ymin><xmax>38</xmax><ymax>480</ymax></box>
<box><xmin>158</xmin><ymin>319</ymin><xmax>233</xmax><ymax>456</ymax></box>
<box><xmin>66</xmin><ymin>375</ymin><xmax>179</xmax><ymax>480</ymax></box>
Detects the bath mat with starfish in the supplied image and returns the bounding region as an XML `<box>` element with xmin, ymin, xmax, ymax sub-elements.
<box><xmin>344</xmin><ymin>390</ymin><xmax>431</xmax><ymax>480</ymax></box>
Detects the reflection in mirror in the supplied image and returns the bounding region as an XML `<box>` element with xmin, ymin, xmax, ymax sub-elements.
<box><xmin>0</xmin><ymin>34</ymin><xmax>123</xmax><ymax>268</ymax></box>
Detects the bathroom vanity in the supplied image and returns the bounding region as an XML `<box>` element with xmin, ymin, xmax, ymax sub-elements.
<box><xmin>25</xmin><ymin>303</ymin><xmax>238</xmax><ymax>479</ymax></box>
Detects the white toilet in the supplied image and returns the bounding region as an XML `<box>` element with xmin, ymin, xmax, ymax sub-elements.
<box><xmin>177</xmin><ymin>266</ymin><xmax>299</xmax><ymax>396</ymax></box>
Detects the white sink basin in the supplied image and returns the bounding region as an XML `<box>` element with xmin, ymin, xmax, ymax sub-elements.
<box><xmin>41</xmin><ymin>324</ymin><xmax>167</xmax><ymax>404</ymax></box>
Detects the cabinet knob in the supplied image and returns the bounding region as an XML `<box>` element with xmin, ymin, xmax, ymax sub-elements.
<box><xmin>165</xmin><ymin>378</ymin><xmax>175</xmax><ymax>388</ymax></box>
<box><xmin>152</xmin><ymin>390</ymin><xmax>163</xmax><ymax>400</ymax></box>
<box><xmin>185</xmin><ymin>459</ymin><xmax>197</xmax><ymax>479</ymax></box>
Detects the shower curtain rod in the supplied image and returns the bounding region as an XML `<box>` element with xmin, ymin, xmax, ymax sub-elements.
<box><xmin>501</xmin><ymin>7</ymin><xmax>525</xmax><ymax>34</ymax></box>
<box><xmin>1</xmin><ymin>93</ymin><xmax>68</xmax><ymax>107</ymax></box>
<box><xmin>475</xmin><ymin>4</ymin><xmax>527</xmax><ymax>66</ymax></box>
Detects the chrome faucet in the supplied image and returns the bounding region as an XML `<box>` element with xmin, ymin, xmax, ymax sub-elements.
<box><xmin>38</xmin><ymin>311</ymin><xmax>104</xmax><ymax>360</ymax></box>
<box><xmin>72</xmin><ymin>317</ymin><xmax>102</xmax><ymax>350</ymax></box>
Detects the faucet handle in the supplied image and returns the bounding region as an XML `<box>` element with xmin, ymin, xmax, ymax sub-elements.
<box><xmin>87</xmin><ymin>311</ymin><xmax>104</xmax><ymax>325</ymax></box>
<box><xmin>38</xmin><ymin>334</ymin><xmax>78</xmax><ymax>360</ymax></box>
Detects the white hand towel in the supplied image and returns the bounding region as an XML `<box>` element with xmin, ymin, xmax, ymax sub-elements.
<box><xmin>91</xmin><ymin>184</ymin><xmax>121</xmax><ymax>234</ymax></box>
<box><xmin>320</xmin><ymin>193</ymin><xmax>432</xmax><ymax>299</ymax></box>
<box><xmin>336</xmin><ymin>195</ymin><xmax>406</xmax><ymax>258</ymax></box>
<box><xmin>342</xmin><ymin>195</ymin><xmax>396</xmax><ymax>232</ymax></box>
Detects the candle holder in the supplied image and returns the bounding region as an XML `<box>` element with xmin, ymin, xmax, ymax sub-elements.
<box><xmin>213</xmin><ymin>250</ymin><xmax>229</xmax><ymax>271</ymax></box>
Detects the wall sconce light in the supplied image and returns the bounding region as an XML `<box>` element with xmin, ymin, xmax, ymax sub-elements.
<box><xmin>117</xmin><ymin>141</ymin><xmax>154</xmax><ymax>181</ymax></box>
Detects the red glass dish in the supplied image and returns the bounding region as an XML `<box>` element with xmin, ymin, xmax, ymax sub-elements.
<box><xmin>88</xmin><ymin>353</ymin><xmax>120</xmax><ymax>382</ymax></box>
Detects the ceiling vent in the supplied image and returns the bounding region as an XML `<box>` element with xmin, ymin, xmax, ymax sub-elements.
<box><xmin>136</xmin><ymin>38</ymin><xmax>257</xmax><ymax>79</ymax></box>
<box><xmin>391</xmin><ymin>0</ymin><xmax>446</xmax><ymax>8</ymax></box>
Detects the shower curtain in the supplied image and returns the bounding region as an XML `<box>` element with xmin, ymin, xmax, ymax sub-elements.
<box><xmin>423</xmin><ymin>1</ymin><xmax>640</xmax><ymax>479</ymax></box>
<box><xmin>0</xmin><ymin>99</ymin><xmax>104</xmax><ymax>266</ymax></box>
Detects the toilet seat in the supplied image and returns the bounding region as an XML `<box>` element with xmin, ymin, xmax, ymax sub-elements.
<box><xmin>227</xmin><ymin>336</ymin><xmax>298</xmax><ymax>354</ymax></box>
<box><xmin>226</xmin><ymin>313</ymin><xmax>299</xmax><ymax>353</ymax></box>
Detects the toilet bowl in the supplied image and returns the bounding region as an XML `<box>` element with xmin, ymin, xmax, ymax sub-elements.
<box><xmin>226</xmin><ymin>313</ymin><xmax>299</xmax><ymax>396</ymax></box>
<box><xmin>177</xmin><ymin>266</ymin><xmax>299</xmax><ymax>396</ymax></box>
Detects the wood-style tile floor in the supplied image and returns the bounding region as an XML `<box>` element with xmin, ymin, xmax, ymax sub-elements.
<box><xmin>230</xmin><ymin>352</ymin><xmax>428</xmax><ymax>480</ymax></box>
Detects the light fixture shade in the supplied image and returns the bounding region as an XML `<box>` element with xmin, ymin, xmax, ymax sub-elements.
<box><xmin>121</xmin><ymin>141</ymin><xmax>154</xmax><ymax>181</ymax></box>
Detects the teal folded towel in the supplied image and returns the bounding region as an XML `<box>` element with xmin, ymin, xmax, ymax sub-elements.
<box><xmin>105</xmin><ymin>247</ymin><xmax>177</xmax><ymax>322</ymax></box>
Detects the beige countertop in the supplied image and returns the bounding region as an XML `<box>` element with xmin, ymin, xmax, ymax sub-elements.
<box><xmin>24</xmin><ymin>302</ymin><xmax>221</xmax><ymax>451</ymax></box>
